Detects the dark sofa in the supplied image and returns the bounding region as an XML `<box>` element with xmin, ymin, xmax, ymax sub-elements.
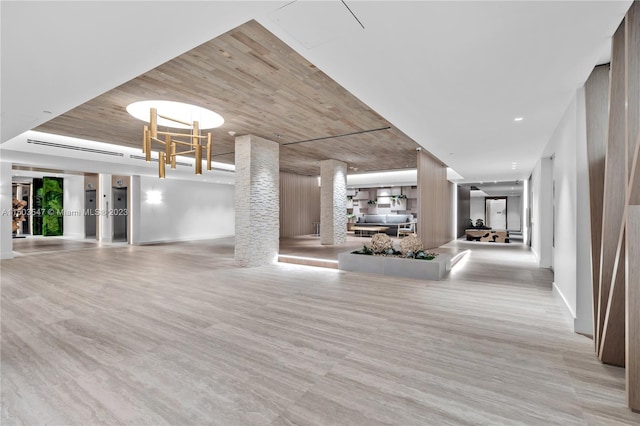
<box><xmin>356</xmin><ymin>214</ymin><xmax>414</xmax><ymax>236</ymax></box>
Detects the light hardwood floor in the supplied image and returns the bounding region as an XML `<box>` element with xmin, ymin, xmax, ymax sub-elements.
<box><xmin>1</xmin><ymin>238</ymin><xmax>639</xmax><ymax>425</ymax></box>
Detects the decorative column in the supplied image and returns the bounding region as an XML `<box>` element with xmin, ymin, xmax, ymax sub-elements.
<box><xmin>0</xmin><ymin>161</ymin><xmax>13</xmax><ymax>259</ymax></box>
<box><xmin>235</xmin><ymin>134</ymin><xmax>279</xmax><ymax>267</ymax></box>
<box><xmin>320</xmin><ymin>159</ymin><xmax>347</xmax><ymax>245</ymax></box>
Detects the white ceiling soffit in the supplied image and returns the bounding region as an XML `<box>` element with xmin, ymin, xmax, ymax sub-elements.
<box><xmin>1</xmin><ymin>131</ymin><xmax>235</xmax><ymax>184</ymax></box>
<box><xmin>446</xmin><ymin>167</ymin><xmax>464</xmax><ymax>181</ymax></box>
<box><xmin>470</xmin><ymin>190</ymin><xmax>489</xmax><ymax>198</ymax></box>
<box><xmin>1</xmin><ymin>1</ymin><xmax>632</xmax><ymax>185</ymax></box>
<box><xmin>270</xmin><ymin>0</ymin><xmax>364</xmax><ymax>49</ymax></box>
<box><xmin>347</xmin><ymin>169</ymin><xmax>417</xmax><ymax>188</ymax></box>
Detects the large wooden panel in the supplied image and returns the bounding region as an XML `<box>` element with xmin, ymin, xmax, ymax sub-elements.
<box><xmin>279</xmin><ymin>172</ymin><xmax>320</xmax><ymax>238</ymax></box>
<box><xmin>417</xmin><ymin>150</ymin><xmax>451</xmax><ymax>249</ymax></box>
<box><xmin>34</xmin><ymin>20</ymin><xmax>419</xmax><ymax>176</ymax></box>
<box><xmin>628</xmin><ymin>206</ymin><xmax>640</xmax><ymax>412</ymax></box>
<box><xmin>626</xmin><ymin>1</ymin><xmax>640</xmax><ymax>412</ymax></box>
<box><xmin>584</xmin><ymin>64</ymin><xmax>610</xmax><ymax>352</ymax></box>
<box><xmin>598</xmin><ymin>20</ymin><xmax>626</xmax><ymax>367</ymax></box>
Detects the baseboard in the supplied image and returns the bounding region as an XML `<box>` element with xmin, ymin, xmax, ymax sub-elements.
<box><xmin>0</xmin><ymin>251</ymin><xmax>15</xmax><ymax>260</ymax></box>
<box><xmin>135</xmin><ymin>233</ymin><xmax>235</xmax><ymax>245</ymax></box>
<box><xmin>552</xmin><ymin>281</ymin><xmax>576</xmax><ymax>318</ymax></box>
<box><xmin>531</xmin><ymin>246</ymin><xmax>540</xmax><ymax>262</ymax></box>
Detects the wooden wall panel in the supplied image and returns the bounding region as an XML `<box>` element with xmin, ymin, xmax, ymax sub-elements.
<box><xmin>457</xmin><ymin>185</ymin><xmax>471</xmax><ymax>237</ymax></box>
<box><xmin>584</xmin><ymin>64</ymin><xmax>610</xmax><ymax>352</ymax></box>
<box><xmin>598</xmin><ymin>20</ymin><xmax>627</xmax><ymax>367</ymax></box>
<box><xmin>417</xmin><ymin>150</ymin><xmax>452</xmax><ymax>249</ymax></box>
<box><xmin>279</xmin><ymin>172</ymin><xmax>320</xmax><ymax>237</ymax></box>
<box><xmin>626</xmin><ymin>1</ymin><xmax>640</xmax><ymax>412</ymax></box>
<box><xmin>628</xmin><ymin>205</ymin><xmax>640</xmax><ymax>412</ymax></box>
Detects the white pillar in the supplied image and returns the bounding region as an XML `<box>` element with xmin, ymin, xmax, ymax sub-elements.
<box><xmin>130</xmin><ymin>175</ymin><xmax>141</xmax><ymax>245</ymax></box>
<box><xmin>235</xmin><ymin>134</ymin><xmax>279</xmax><ymax>267</ymax></box>
<box><xmin>0</xmin><ymin>161</ymin><xmax>14</xmax><ymax>259</ymax></box>
<box><xmin>98</xmin><ymin>173</ymin><xmax>112</xmax><ymax>242</ymax></box>
<box><xmin>320</xmin><ymin>159</ymin><xmax>347</xmax><ymax>245</ymax></box>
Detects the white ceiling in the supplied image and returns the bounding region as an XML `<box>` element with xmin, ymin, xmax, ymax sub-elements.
<box><xmin>0</xmin><ymin>1</ymin><xmax>631</xmax><ymax>184</ymax></box>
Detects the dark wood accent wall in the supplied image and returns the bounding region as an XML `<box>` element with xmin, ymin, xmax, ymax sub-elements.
<box><xmin>597</xmin><ymin>20</ymin><xmax>626</xmax><ymax>368</ymax></box>
<box><xmin>625</xmin><ymin>1</ymin><xmax>640</xmax><ymax>412</ymax></box>
<box><xmin>586</xmin><ymin>1</ymin><xmax>640</xmax><ymax>411</ymax></box>
<box><xmin>417</xmin><ymin>150</ymin><xmax>452</xmax><ymax>249</ymax></box>
<box><xmin>279</xmin><ymin>172</ymin><xmax>320</xmax><ymax>237</ymax></box>
<box><xmin>457</xmin><ymin>185</ymin><xmax>471</xmax><ymax>237</ymax></box>
<box><xmin>584</xmin><ymin>64</ymin><xmax>610</xmax><ymax>354</ymax></box>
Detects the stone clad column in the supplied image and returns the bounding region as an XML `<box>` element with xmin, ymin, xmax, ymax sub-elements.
<box><xmin>235</xmin><ymin>134</ymin><xmax>279</xmax><ymax>267</ymax></box>
<box><xmin>320</xmin><ymin>159</ymin><xmax>347</xmax><ymax>245</ymax></box>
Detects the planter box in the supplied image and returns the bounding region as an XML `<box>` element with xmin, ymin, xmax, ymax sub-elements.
<box><xmin>338</xmin><ymin>251</ymin><xmax>452</xmax><ymax>281</ymax></box>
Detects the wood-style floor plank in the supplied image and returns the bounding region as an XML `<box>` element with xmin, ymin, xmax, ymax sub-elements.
<box><xmin>1</xmin><ymin>238</ymin><xmax>639</xmax><ymax>425</ymax></box>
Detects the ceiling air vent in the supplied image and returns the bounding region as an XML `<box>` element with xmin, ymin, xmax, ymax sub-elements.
<box><xmin>27</xmin><ymin>139</ymin><xmax>124</xmax><ymax>157</ymax></box>
<box><xmin>129</xmin><ymin>154</ymin><xmax>192</xmax><ymax>168</ymax></box>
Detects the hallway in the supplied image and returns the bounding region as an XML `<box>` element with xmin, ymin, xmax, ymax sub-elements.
<box><xmin>1</xmin><ymin>239</ymin><xmax>638</xmax><ymax>425</ymax></box>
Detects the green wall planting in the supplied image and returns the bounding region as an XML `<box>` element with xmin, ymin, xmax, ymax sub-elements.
<box><xmin>42</xmin><ymin>177</ymin><xmax>63</xmax><ymax>236</ymax></box>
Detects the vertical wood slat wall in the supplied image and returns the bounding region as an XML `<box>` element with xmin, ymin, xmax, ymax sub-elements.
<box><xmin>417</xmin><ymin>150</ymin><xmax>453</xmax><ymax>249</ymax></box>
<box><xmin>625</xmin><ymin>1</ymin><xmax>640</xmax><ymax>412</ymax></box>
<box><xmin>598</xmin><ymin>20</ymin><xmax>626</xmax><ymax>367</ymax></box>
<box><xmin>584</xmin><ymin>64</ymin><xmax>609</xmax><ymax>355</ymax></box>
<box><xmin>587</xmin><ymin>0</ymin><xmax>640</xmax><ymax>411</ymax></box>
<box><xmin>279</xmin><ymin>172</ymin><xmax>320</xmax><ymax>237</ymax></box>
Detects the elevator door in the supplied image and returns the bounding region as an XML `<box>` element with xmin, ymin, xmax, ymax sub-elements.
<box><xmin>85</xmin><ymin>189</ymin><xmax>97</xmax><ymax>238</ymax></box>
<box><xmin>112</xmin><ymin>187</ymin><xmax>128</xmax><ymax>242</ymax></box>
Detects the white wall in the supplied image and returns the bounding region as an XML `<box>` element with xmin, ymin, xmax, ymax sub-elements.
<box><xmin>507</xmin><ymin>196</ymin><xmax>521</xmax><ymax>231</ymax></box>
<box><xmin>574</xmin><ymin>87</ymin><xmax>593</xmax><ymax>335</ymax></box>
<box><xmin>551</xmin><ymin>95</ymin><xmax>578</xmax><ymax>319</ymax></box>
<box><xmin>63</xmin><ymin>175</ymin><xmax>84</xmax><ymax>238</ymax></box>
<box><xmin>136</xmin><ymin>176</ymin><xmax>234</xmax><ymax>244</ymax></box>
<box><xmin>470</xmin><ymin>197</ymin><xmax>484</xmax><ymax>224</ymax></box>
<box><xmin>531</xmin><ymin>157</ymin><xmax>553</xmax><ymax>267</ymax></box>
<box><xmin>532</xmin><ymin>88</ymin><xmax>592</xmax><ymax>335</ymax></box>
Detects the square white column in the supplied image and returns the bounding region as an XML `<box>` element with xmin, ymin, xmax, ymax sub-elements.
<box><xmin>320</xmin><ymin>159</ymin><xmax>347</xmax><ymax>245</ymax></box>
<box><xmin>1</xmin><ymin>161</ymin><xmax>13</xmax><ymax>259</ymax></box>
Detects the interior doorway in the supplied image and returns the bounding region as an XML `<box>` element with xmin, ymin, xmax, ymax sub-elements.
<box><xmin>486</xmin><ymin>197</ymin><xmax>507</xmax><ymax>229</ymax></box>
<box><xmin>112</xmin><ymin>187</ymin><xmax>128</xmax><ymax>242</ymax></box>
<box><xmin>85</xmin><ymin>189</ymin><xmax>97</xmax><ymax>238</ymax></box>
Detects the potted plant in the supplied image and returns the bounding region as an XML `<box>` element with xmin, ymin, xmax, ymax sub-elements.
<box><xmin>347</xmin><ymin>213</ymin><xmax>357</xmax><ymax>231</ymax></box>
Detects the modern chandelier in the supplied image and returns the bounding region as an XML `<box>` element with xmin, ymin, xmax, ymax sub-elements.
<box><xmin>127</xmin><ymin>101</ymin><xmax>224</xmax><ymax>178</ymax></box>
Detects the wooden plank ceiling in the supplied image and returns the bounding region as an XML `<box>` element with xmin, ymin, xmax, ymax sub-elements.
<box><xmin>35</xmin><ymin>20</ymin><xmax>419</xmax><ymax>176</ymax></box>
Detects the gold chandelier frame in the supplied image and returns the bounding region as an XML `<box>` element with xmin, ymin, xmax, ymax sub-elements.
<box><xmin>141</xmin><ymin>107</ymin><xmax>213</xmax><ymax>178</ymax></box>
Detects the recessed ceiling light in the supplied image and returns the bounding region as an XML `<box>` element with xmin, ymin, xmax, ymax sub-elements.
<box><xmin>126</xmin><ymin>100</ymin><xmax>224</xmax><ymax>129</ymax></box>
<box><xmin>514</xmin><ymin>117</ymin><xmax>524</xmax><ymax>122</ymax></box>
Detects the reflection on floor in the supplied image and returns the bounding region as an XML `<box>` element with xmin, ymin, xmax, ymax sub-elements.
<box><xmin>2</xmin><ymin>238</ymin><xmax>638</xmax><ymax>424</ymax></box>
<box><xmin>11</xmin><ymin>236</ymin><xmax>125</xmax><ymax>256</ymax></box>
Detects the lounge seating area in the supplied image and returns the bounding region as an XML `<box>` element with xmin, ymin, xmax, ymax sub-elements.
<box><xmin>354</xmin><ymin>214</ymin><xmax>415</xmax><ymax>236</ymax></box>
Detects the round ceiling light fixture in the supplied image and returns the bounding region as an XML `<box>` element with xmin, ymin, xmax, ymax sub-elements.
<box><xmin>126</xmin><ymin>100</ymin><xmax>224</xmax><ymax>129</ymax></box>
